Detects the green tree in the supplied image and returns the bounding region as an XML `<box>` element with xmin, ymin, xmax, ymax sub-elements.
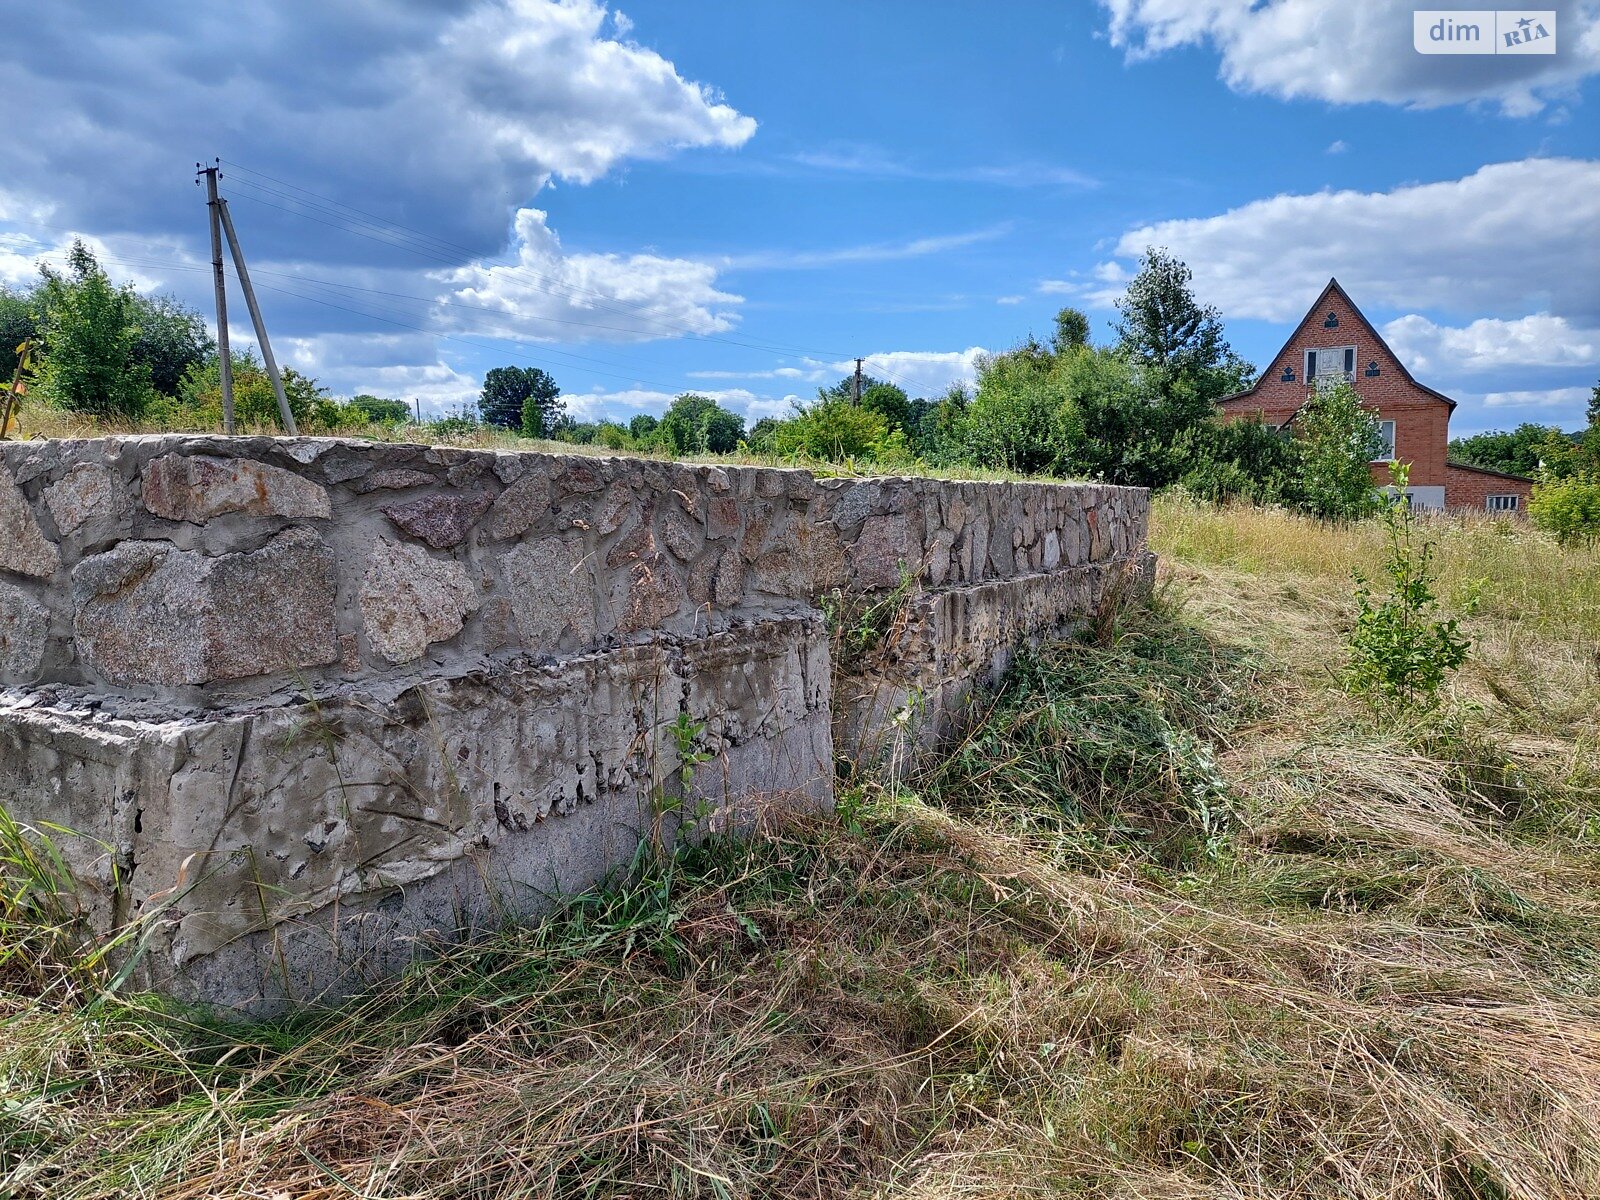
<box><xmin>629</xmin><ymin>413</ymin><xmax>659</xmax><ymax>443</ymax></box>
<box><xmin>177</xmin><ymin>350</ymin><xmax>329</xmax><ymax>430</ymax></box>
<box><xmin>961</xmin><ymin>347</ymin><xmax>1073</xmax><ymax>474</ymax></box>
<box><xmin>1295</xmin><ymin>382</ymin><xmax>1385</xmax><ymax>521</ymax></box>
<box><xmin>0</xmin><ymin>288</ymin><xmax>39</xmax><ymax>383</ymax></box>
<box><xmin>860</xmin><ymin>381</ymin><xmax>912</xmax><ymax>432</ymax></box>
<box><xmin>1448</xmin><ymin>423</ymin><xmax>1567</xmax><ymax>477</ymax></box>
<box><xmin>657</xmin><ymin>393</ymin><xmax>745</xmax><ymax>455</ymax></box>
<box><xmin>33</xmin><ymin>240</ymin><xmax>151</xmax><ymax>418</ymax></box>
<box><xmin>1051</xmin><ymin>306</ymin><xmax>1091</xmax><ymax>354</ymax></box>
<box><xmin>345</xmin><ymin>394</ymin><xmax>411</xmax><ymax>424</ymax></box>
<box><xmin>1114</xmin><ymin>247</ymin><xmax>1253</xmax><ymax>406</ymax></box>
<box><xmin>131</xmin><ymin>293</ymin><xmax>213</xmax><ymax>395</ymax></box>
<box><xmin>477</xmin><ymin>365</ymin><xmax>561</xmax><ymax>432</ymax></box>
<box><xmin>1173</xmin><ymin>416</ymin><xmax>1303</xmax><ymax>506</ymax></box>
<box><xmin>1346</xmin><ymin>462</ymin><xmax>1470</xmax><ymax>710</ymax></box>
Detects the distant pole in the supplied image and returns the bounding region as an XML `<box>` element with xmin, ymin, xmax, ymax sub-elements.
<box><xmin>414</xmin><ymin>397</ymin><xmax>420</xmax><ymax>423</ymax></box>
<box><xmin>215</xmin><ymin>194</ymin><xmax>299</xmax><ymax>435</ymax></box>
<box><xmin>853</xmin><ymin>357</ymin><xmax>863</xmax><ymax>406</ymax></box>
<box><xmin>198</xmin><ymin>162</ymin><xmax>235</xmax><ymax>434</ymax></box>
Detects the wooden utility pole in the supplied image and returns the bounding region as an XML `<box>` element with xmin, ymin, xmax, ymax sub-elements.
<box><xmin>852</xmin><ymin>357</ymin><xmax>863</xmax><ymax>405</ymax></box>
<box><xmin>215</xmin><ymin>193</ymin><xmax>299</xmax><ymax>435</ymax></box>
<box><xmin>197</xmin><ymin>163</ymin><xmax>236</xmax><ymax>434</ymax></box>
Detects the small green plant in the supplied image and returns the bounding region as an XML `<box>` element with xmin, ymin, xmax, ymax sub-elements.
<box><xmin>822</xmin><ymin>563</ymin><xmax>920</xmax><ymax>672</ymax></box>
<box><xmin>1345</xmin><ymin>462</ymin><xmax>1470</xmax><ymax>709</ymax></box>
<box><xmin>649</xmin><ymin>711</ymin><xmax>714</xmax><ymax>860</ymax></box>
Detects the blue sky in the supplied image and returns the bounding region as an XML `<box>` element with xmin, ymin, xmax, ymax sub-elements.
<box><xmin>3</xmin><ymin>1</ymin><xmax>1598</xmax><ymax>435</ymax></box>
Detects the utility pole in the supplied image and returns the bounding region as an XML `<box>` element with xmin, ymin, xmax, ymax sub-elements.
<box><xmin>197</xmin><ymin>162</ymin><xmax>235</xmax><ymax>434</ymax></box>
<box><xmin>215</xmin><ymin>191</ymin><xmax>299</xmax><ymax>435</ymax></box>
<box><xmin>852</xmin><ymin>357</ymin><xmax>863</xmax><ymax>406</ymax></box>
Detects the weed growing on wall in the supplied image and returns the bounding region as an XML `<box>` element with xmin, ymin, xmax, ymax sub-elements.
<box><xmin>1346</xmin><ymin>463</ymin><xmax>1471</xmax><ymax>710</ymax></box>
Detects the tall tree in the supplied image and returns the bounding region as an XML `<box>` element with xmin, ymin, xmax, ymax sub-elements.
<box><xmin>657</xmin><ymin>393</ymin><xmax>745</xmax><ymax>455</ymax></box>
<box><xmin>1448</xmin><ymin>423</ymin><xmax>1570</xmax><ymax>477</ymax></box>
<box><xmin>1114</xmin><ymin>247</ymin><xmax>1253</xmax><ymax>402</ymax></box>
<box><xmin>34</xmin><ymin>240</ymin><xmax>151</xmax><ymax>418</ymax></box>
<box><xmin>0</xmin><ymin>288</ymin><xmax>38</xmax><ymax>383</ymax></box>
<box><xmin>131</xmin><ymin>293</ymin><xmax>214</xmax><ymax>395</ymax></box>
<box><xmin>478</xmin><ymin>365</ymin><xmax>561</xmax><ymax>432</ymax></box>
<box><xmin>1052</xmin><ymin>306</ymin><xmax>1091</xmax><ymax>354</ymax></box>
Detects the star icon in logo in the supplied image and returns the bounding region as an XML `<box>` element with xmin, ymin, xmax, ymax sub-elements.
<box><xmin>1517</xmin><ymin>16</ymin><xmax>1533</xmax><ymax>30</ymax></box>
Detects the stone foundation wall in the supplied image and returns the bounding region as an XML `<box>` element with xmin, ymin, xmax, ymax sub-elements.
<box><xmin>0</xmin><ymin>435</ymin><xmax>1148</xmax><ymax>1010</ymax></box>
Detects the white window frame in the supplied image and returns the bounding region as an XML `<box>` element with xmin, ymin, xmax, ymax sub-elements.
<box><xmin>1486</xmin><ymin>494</ymin><xmax>1520</xmax><ymax>512</ymax></box>
<box><xmin>1373</xmin><ymin>419</ymin><xmax>1396</xmax><ymax>463</ymax></box>
<box><xmin>1307</xmin><ymin>345</ymin><xmax>1356</xmax><ymax>389</ymax></box>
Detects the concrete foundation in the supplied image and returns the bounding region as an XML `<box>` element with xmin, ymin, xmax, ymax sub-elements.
<box><xmin>0</xmin><ymin>436</ymin><xmax>1148</xmax><ymax>1010</ymax></box>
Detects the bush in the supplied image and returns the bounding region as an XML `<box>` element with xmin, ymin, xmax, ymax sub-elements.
<box><xmin>1345</xmin><ymin>465</ymin><xmax>1470</xmax><ymax>709</ymax></box>
<box><xmin>768</xmin><ymin>398</ymin><xmax>888</xmax><ymax>462</ymax></box>
<box><xmin>1296</xmin><ymin>382</ymin><xmax>1386</xmax><ymax>521</ymax></box>
<box><xmin>1529</xmin><ymin>474</ymin><xmax>1600</xmax><ymax>546</ymax></box>
<box><xmin>656</xmin><ymin>393</ymin><xmax>746</xmax><ymax>456</ymax></box>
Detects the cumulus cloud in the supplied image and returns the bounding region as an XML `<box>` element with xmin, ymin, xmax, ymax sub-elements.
<box><xmin>1381</xmin><ymin>314</ymin><xmax>1600</xmax><ymax>374</ymax></box>
<box><xmin>1099</xmin><ymin>0</ymin><xmax>1600</xmax><ymax>115</ymax></box>
<box><xmin>442</xmin><ymin>208</ymin><xmax>741</xmax><ymax>342</ymax></box>
<box><xmin>1479</xmin><ymin>385</ymin><xmax>1595</xmax><ymax>409</ymax></box>
<box><xmin>1103</xmin><ymin>159</ymin><xmax>1600</xmax><ymax>326</ymax></box>
<box><xmin>0</xmin><ymin>0</ymin><xmax>754</xmax><ymax>262</ymax></box>
<box><xmin>844</xmin><ymin>349</ymin><xmax>989</xmax><ymax>397</ymax></box>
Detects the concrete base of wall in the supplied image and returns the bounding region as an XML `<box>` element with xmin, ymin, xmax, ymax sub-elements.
<box><xmin>1</xmin><ymin>615</ymin><xmax>831</xmax><ymax>1011</ymax></box>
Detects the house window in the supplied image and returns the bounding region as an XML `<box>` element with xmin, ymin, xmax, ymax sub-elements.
<box><xmin>1374</xmin><ymin>419</ymin><xmax>1396</xmax><ymax>462</ymax></box>
<box><xmin>1307</xmin><ymin>346</ymin><xmax>1356</xmax><ymax>389</ymax></box>
<box><xmin>1487</xmin><ymin>494</ymin><xmax>1520</xmax><ymax>512</ymax></box>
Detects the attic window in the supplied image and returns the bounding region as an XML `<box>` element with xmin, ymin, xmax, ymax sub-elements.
<box><xmin>1323</xmin><ymin>312</ymin><xmax>1340</xmax><ymax>328</ymax></box>
<box><xmin>1307</xmin><ymin>346</ymin><xmax>1356</xmax><ymax>387</ymax></box>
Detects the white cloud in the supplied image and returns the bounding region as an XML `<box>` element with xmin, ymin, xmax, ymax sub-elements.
<box><xmin>789</xmin><ymin>147</ymin><xmax>1097</xmax><ymax>189</ymax></box>
<box><xmin>1381</xmin><ymin>314</ymin><xmax>1600</xmax><ymax>374</ymax></box>
<box><xmin>996</xmin><ymin>295</ymin><xmax>1025</xmax><ymax>305</ymax></box>
<box><xmin>1479</xmin><ymin>385</ymin><xmax>1594</xmax><ymax>409</ymax></box>
<box><xmin>1327</xmin><ymin>140</ymin><xmax>1349</xmax><ymax>155</ymax></box>
<box><xmin>558</xmin><ymin>385</ymin><xmax>800</xmax><ymax>423</ymax></box>
<box><xmin>723</xmin><ymin>226</ymin><xmax>1010</xmax><ymax>271</ymax></box>
<box><xmin>0</xmin><ymin>1</ymin><xmax>755</xmax><ymax>259</ymax></box>
<box><xmin>442</xmin><ymin>207</ymin><xmax>740</xmax><ymax>342</ymax></box>
<box><xmin>1099</xmin><ymin>0</ymin><xmax>1600</xmax><ymax>115</ymax></box>
<box><xmin>845</xmin><ymin>348</ymin><xmax>990</xmax><ymax>397</ymax></box>
<box><xmin>1106</xmin><ymin>159</ymin><xmax>1600</xmax><ymax>325</ymax></box>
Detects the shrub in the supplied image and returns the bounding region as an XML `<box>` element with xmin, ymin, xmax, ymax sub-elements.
<box><xmin>1345</xmin><ymin>463</ymin><xmax>1470</xmax><ymax>708</ymax></box>
<box><xmin>1296</xmin><ymin>381</ymin><xmax>1386</xmax><ymax>521</ymax></box>
<box><xmin>1529</xmin><ymin>474</ymin><xmax>1600</xmax><ymax>546</ymax></box>
<box><xmin>769</xmin><ymin>398</ymin><xmax>888</xmax><ymax>462</ymax></box>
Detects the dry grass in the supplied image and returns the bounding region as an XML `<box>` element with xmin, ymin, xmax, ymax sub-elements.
<box><xmin>5</xmin><ymin>500</ymin><xmax>1600</xmax><ymax>1198</ymax></box>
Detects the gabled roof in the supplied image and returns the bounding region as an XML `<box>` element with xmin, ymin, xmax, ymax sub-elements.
<box><xmin>1220</xmin><ymin>278</ymin><xmax>1457</xmax><ymax>412</ymax></box>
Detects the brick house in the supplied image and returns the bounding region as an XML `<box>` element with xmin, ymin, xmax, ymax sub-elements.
<box><xmin>1217</xmin><ymin>278</ymin><xmax>1534</xmax><ymax>514</ymax></box>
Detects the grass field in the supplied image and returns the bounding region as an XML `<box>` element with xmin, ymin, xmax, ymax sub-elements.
<box><xmin>4</xmin><ymin>496</ymin><xmax>1600</xmax><ymax>1198</ymax></box>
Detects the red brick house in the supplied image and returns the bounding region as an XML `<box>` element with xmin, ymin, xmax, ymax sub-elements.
<box><xmin>1218</xmin><ymin>278</ymin><xmax>1534</xmax><ymax>514</ymax></box>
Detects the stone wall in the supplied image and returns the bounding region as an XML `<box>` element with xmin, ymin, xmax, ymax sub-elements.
<box><xmin>0</xmin><ymin>435</ymin><xmax>1148</xmax><ymax>1011</ymax></box>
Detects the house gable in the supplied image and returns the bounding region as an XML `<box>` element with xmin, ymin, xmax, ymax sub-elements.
<box><xmin>1218</xmin><ymin>278</ymin><xmax>1457</xmax><ymax>491</ymax></box>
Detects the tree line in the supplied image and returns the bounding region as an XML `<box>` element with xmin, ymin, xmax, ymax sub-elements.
<box><xmin>3</xmin><ymin>240</ymin><xmax>412</xmax><ymax>430</ymax></box>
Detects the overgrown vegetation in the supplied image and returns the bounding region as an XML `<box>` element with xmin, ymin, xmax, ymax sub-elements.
<box><xmin>6</xmin><ymin>501</ymin><xmax>1600</xmax><ymax>1198</ymax></box>
<box><xmin>1345</xmin><ymin>463</ymin><xmax>1471</xmax><ymax>708</ymax></box>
